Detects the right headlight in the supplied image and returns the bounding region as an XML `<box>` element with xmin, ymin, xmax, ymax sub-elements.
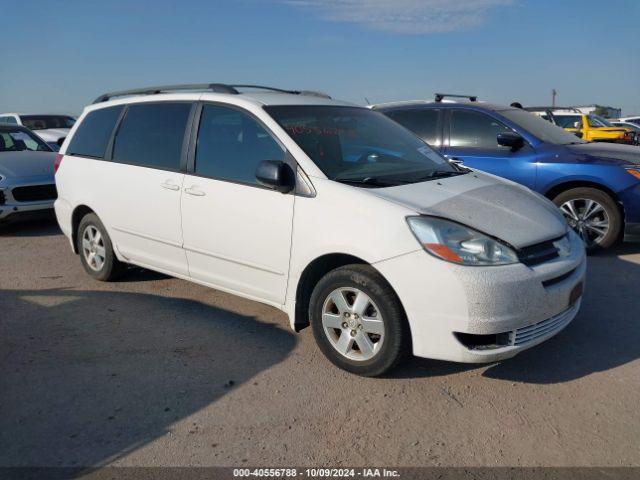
<box><xmin>407</xmin><ymin>216</ymin><xmax>519</xmax><ymax>266</ymax></box>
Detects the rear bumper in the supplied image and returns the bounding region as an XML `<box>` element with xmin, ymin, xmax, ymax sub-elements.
<box><xmin>374</xmin><ymin>230</ymin><xmax>587</xmax><ymax>363</ymax></box>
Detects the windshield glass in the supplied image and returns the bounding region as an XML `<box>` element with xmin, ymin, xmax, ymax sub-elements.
<box><xmin>21</xmin><ymin>115</ymin><xmax>75</xmax><ymax>130</ymax></box>
<box><xmin>499</xmin><ymin>109</ymin><xmax>585</xmax><ymax>145</ymax></box>
<box><xmin>0</xmin><ymin>129</ymin><xmax>52</xmax><ymax>152</ymax></box>
<box><xmin>588</xmin><ymin>115</ymin><xmax>613</xmax><ymax>127</ymax></box>
<box><xmin>264</xmin><ymin>106</ymin><xmax>458</xmax><ymax>186</ymax></box>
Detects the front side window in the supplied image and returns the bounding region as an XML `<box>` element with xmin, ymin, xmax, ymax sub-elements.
<box><xmin>112</xmin><ymin>103</ymin><xmax>192</xmax><ymax>170</ymax></box>
<box><xmin>67</xmin><ymin>105</ymin><xmax>124</xmax><ymax>159</ymax></box>
<box><xmin>385</xmin><ymin>109</ymin><xmax>441</xmax><ymax>146</ymax></box>
<box><xmin>449</xmin><ymin>110</ymin><xmax>511</xmax><ymax>148</ymax></box>
<box><xmin>195</xmin><ymin>105</ymin><xmax>284</xmax><ymax>185</ymax></box>
<box><xmin>499</xmin><ymin>109</ymin><xmax>585</xmax><ymax>145</ymax></box>
<box><xmin>0</xmin><ymin>129</ymin><xmax>52</xmax><ymax>152</ymax></box>
<box><xmin>265</xmin><ymin>106</ymin><xmax>456</xmax><ymax>187</ymax></box>
<box><xmin>21</xmin><ymin>115</ymin><xmax>75</xmax><ymax>130</ymax></box>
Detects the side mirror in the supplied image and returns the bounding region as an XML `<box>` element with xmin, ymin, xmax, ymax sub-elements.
<box><xmin>497</xmin><ymin>132</ymin><xmax>525</xmax><ymax>151</ymax></box>
<box><xmin>255</xmin><ymin>160</ymin><xmax>295</xmax><ymax>193</ymax></box>
<box><xmin>574</xmin><ymin>131</ymin><xmax>584</xmax><ymax>139</ymax></box>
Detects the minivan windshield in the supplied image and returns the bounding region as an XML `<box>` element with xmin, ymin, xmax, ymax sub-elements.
<box><xmin>499</xmin><ymin>109</ymin><xmax>586</xmax><ymax>145</ymax></box>
<box><xmin>265</xmin><ymin>106</ymin><xmax>461</xmax><ymax>187</ymax></box>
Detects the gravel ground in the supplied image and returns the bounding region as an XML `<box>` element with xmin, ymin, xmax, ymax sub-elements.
<box><xmin>1</xmin><ymin>217</ymin><xmax>639</xmax><ymax>467</ymax></box>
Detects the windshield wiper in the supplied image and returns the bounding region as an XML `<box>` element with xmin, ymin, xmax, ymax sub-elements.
<box><xmin>334</xmin><ymin>176</ymin><xmax>407</xmax><ymax>187</ymax></box>
<box><xmin>416</xmin><ymin>170</ymin><xmax>467</xmax><ymax>181</ymax></box>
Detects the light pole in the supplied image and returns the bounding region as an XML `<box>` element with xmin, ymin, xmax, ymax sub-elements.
<box><xmin>552</xmin><ymin>89</ymin><xmax>557</xmax><ymax>108</ymax></box>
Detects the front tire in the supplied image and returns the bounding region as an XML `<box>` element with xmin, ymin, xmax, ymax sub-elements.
<box><xmin>310</xmin><ymin>264</ymin><xmax>409</xmax><ymax>377</ymax></box>
<box><xmin>553</xmin><ymin>187</ymin><xmax>621</xmax><ymax>252</ymax></box>
<box><xmin>77</xmin><ymin>213</ymin><xmax>125</xmax><ymax>281</ymax></box>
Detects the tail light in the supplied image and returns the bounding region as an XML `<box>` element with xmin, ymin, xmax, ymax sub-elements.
<box><xmin>54</xmin><ymin>153</ymin><xmax>63</xmax><ymax>174</ymax></box>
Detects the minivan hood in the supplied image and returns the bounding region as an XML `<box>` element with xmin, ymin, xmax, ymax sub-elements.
<box><xmin>564</xmin><ymin>142</ymin><xmax>640</xmax><ymax>165</ymax></box>
<box><xmin>0</xmin><ymin>151</ymin><xmax>56</xmax><ymax>179</ymax></box>
<box><xmin>370</xmin><ymin>172</ymin><xmax>567</xmax><ymax>249</ymax></box>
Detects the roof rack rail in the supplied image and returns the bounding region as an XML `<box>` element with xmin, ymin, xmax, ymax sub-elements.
<box><xmin>92</xmin><ymin>83</ymin><xmax>331</xmax><ymax>104</ymax></box>
<box><xmin>434</xmin><ymin>93</ymin><xmax>478</xmax><ymax>103</ymax></box>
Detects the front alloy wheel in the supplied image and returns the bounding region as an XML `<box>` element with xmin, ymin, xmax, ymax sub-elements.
<box><xmin>553</xmin><ymin>187</ymin><xmax>621</xmax><ymax>251</ymax></box>
<box><xmin>322</xmin><ymin>287</ymin><xmax>385</xmax><ymax>362</ymax></box>
<box><xmin>310</xmin><ymin>264</ymin><xmax>409</xmax><ymax>376</ymax></box>
<box><xmin>559</xmin><ymin>198</ymin><xmax>610</xmax><ymax>247</ymax></box>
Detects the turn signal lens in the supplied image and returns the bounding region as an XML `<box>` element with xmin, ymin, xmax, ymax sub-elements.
<box><xmin>625</xmin><ymin>168</ymin><xmax>640</xmax><ymax>180</ymax></box>
<box><xmin>423</xmin><ymin>243</ymin><xmax>463</xmax><ymax>263</ymax></box>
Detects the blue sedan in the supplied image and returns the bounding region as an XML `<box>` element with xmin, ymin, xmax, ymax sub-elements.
<box><xmin>375</xmin><ymin>98</ymin><xmax>640</xmax><ymax>251</ymax></box>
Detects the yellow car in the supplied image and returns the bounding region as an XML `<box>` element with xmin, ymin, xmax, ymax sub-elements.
<box><xmin>530</xmin><ymin>108</ymin><xmax>635</xmax><ymax>144</ymax></box>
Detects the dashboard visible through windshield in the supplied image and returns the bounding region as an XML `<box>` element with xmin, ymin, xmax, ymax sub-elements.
<box><xmin>265</xmin><ymin>105</ymin><xmax>464</xmax><ymax>187</ymax></box>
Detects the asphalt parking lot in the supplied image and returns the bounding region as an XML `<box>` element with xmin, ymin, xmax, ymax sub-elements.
<box><xmin>1</xmin><ymin>217</ymin><xmax>639</xmax><ymax>468</ymax></box>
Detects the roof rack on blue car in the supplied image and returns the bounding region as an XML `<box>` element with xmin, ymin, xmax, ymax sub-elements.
<box><xmin>434</xmin><ymin>93</ymin><xmax>478</xmax><ymax>102</ymax></box>
<box><xmin>92</xmin><ymin>83</ymin><xmax>332</xmax><ymax>104</ymax></box>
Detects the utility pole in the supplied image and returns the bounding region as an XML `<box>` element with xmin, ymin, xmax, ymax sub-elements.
<box><xmin>551</xmin><ymin>89</ymin><xmax>557</xmax><ymax>108</ymax></box>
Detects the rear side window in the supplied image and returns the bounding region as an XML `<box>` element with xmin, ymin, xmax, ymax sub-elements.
<box><xmin>194</xmin><ymin>104</ymin><xmax>284</xmax><ymax>185</ymax></box>
<box><xmin>386</xmin><ymin>109</ymin><xmax>441</xmax><ymax>146</ymax></box>
<box><xmin>67</xmin><ymin>106</ymin><xmax>124</xmax><ymax>158</ymax></box>
<box><xmin>112</xmin><ymin>103</ymin><xmax>192</xmax><ymax>170</ymax></box>
<box><xmin>449</xmin><ymin>109</ymin><xmax>511</xmax><ymax>148</ymax></box>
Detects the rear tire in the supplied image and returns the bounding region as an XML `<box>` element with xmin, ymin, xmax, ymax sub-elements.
<box><xmin>553</xmin><ymin>187</ymin><xmax>621</xmax><ymax>252</ymax></box>
<box><xmin>310</xmin><ymin>264</ymin><xmax>409</xmax><ymax>377</ymax></box>
<box><xmin>77</xmin><ymin>213</ymin><xmax>125</xmax><ymax>281</ymax></box>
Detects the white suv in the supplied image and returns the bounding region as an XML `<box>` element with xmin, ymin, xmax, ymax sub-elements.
<box><xmin>54</xmin><ymin>84</ymin><xmax>586</xmax><ymax>376</ymax></box>
<box><xmin>0</xmin><ymin>113</ymin><xmax>75</xmax><ymax>149</ymax></box>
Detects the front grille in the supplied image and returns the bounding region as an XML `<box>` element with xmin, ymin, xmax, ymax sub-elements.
<box><xmin>511</xmin><ymin>303</ymin><xmax>579</xmax><ymax>346</ymax></box>
<box><xmin>11</xmin><ymin>184</ymin><xmax>57</xmax><ymax>202</ymax></box>
<box><xmin>517</xmin><ymin>238</ymin><xmax>560</xmax><ymax>266</ymax></box>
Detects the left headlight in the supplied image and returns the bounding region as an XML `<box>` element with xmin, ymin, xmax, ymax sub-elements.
<box><xmin>407</xmin><ymin>216</ymin><xmax>519</xmax><ymax>266</ymax></box>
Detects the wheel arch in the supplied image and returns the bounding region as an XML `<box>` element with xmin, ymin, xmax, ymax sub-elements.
<box><xmin>544</xmin><ymin>180</ymin><xmax>625</xmax><ymax>220</ymax></box>
<box><xmin>70</xmin><ymin>204</ymin><xmax>96</xmax><ymax>254</ymax></box>
<box><xmin>293</xmin><ymin>252</ymin><xmax>411</xmax><ymax>334</ymax></box>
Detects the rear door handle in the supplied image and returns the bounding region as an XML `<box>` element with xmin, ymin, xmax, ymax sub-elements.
<box><xmin>184</xmin><ymin>186</ymin><xmax>206</xmax><ymax>197</ymax></box>
<box><xmin>160</xmin><ymin>181</ymin><xmax>180</xmax><ymax>191</ymax></box>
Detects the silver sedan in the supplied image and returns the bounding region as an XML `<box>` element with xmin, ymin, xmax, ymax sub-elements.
<box><xmin>0</xmin><ymin>125</ymin><xmax>57</xmax><ymax>224</ymax></box>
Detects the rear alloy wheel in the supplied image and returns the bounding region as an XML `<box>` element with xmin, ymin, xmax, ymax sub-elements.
<box><xmin>553</xmin><ymin>187</ymin><xmax>621</xmax><ymax>252</ymax></box>
<box><xmin>77</xmin><ymin>213</ymin><xmax>125</xmax><ymax>281</ymax></box>
<box><xmin>310</xmin><ymin>265</ymin><xmax>409</xmax><ymax>376</ymax></box>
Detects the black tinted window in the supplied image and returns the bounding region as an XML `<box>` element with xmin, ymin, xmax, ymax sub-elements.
<box><xmin>67</xmin><ymin>106</ymin><xmax>123</xmax><ymax>158</ymax></box>
<box><xmin>450</xmin><ymin>110</ymin><xmax>511</xmax><ymax>148</ymax></box>
<box><xmin>195</xmin><ymin>105</ymin><xmax>284</xmax><ymax>184</ymax></box>
<box><xmin>112</xmin><ymin>103</ymin><xmax>191</xmax><ymax>170</ymax></box>
<box><xmin>386</xmin><ymin>109</ymin><xmax>440</xmax><ymax>145</ymax></box>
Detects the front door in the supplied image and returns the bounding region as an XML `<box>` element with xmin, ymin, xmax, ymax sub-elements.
<box><xmin>181</xmin><ymin>103</ymin><xmax>294</xmax><ymax>306</ymax></box>
<box><xmin>443</xmin><ymin>108</ymin><xmax>537</xmax><ymax>188</ymax></box>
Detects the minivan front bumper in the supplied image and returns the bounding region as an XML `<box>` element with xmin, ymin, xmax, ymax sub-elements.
<box><xmin>373</xmin><ymin>231</ymin><xmax>586</xmax><ymax>363</ymax></box>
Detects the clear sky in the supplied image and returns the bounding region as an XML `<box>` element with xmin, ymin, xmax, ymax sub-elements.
<box><xmin>2</xmin><ymin>0</ymin><xmax>639</xmax><ymax>116</ymax></box>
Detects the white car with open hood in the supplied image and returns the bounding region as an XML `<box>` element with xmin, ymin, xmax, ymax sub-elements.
<box><xmin>54</xmin><ymin>84</ymin><xmax>586</xmax><ymax>376</ymax></box>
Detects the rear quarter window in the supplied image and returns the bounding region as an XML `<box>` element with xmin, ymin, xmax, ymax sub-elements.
<box><xmin>66</xmin><ymin>105</ymin><xmax>124</xmax><ymax>158</ymax></box>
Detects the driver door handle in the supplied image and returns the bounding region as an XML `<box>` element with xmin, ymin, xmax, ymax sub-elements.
<box><xmin>185</xmin><ymin>186</ymin><xmax>206</xmax><ymax>197</ymax></box>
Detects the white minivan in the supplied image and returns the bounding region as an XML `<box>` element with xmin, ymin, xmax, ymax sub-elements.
<box><xmin>54</xmin><ymin>84</ymin><xmax>586</xmax><ymax>376</ymax></box>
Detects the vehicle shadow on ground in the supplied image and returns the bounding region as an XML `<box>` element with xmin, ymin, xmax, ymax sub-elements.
<box><xmin>0</xmin><ymin>214</ymin><xmax>60</xmax><ymax>237</ymax></box>
<box><xmin>0</xmin><ymin>287</ymin><xmax>296</xmax><ymax>467</ymax></box>
<box><xmin>396</xmin><ymin>243</ymin><xmax>640</xmax><ymax>384</ymax></box>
